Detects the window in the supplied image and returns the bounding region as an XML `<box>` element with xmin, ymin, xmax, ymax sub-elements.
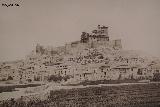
<box><xmin>131</xmin><ymin>68</ymin><xmax>133</xmax><ymax>71</ymax></box>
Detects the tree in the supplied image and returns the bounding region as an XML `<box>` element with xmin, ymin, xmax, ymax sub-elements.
<box><xmin>118</xmin><ymin>74</ymin><xmax>122</xmax><ymax>80</ymax></box>
<box><xmin>47</xmin><ymin>75</ymin><xmax>63</xmax><ymax>82</ymax></box>
<box><xmin>26</xmin><ymin>79</ymin><xmax>32</xmax><ymax>83</ymax></box>
<box><xmin>153</xmin><ymin>73</ymin><xmax>160</xmax><ymax>81</ymax></box>
<box><xmin>63</xmin><ymin>75</ymin><xmax>71</xmax><ymax>81</ymax></box>
<box><xmin>7</xmin><ymin>76</ymin><xmax>13</xmax><ymax>80</ymax></box>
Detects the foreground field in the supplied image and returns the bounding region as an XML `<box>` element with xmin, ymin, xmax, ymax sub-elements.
<box><xmin>0</xmin><ymin>84</ymin><xmax>42</xmax><ymax>93</ymax></box>
<box><xmin>1</xmin><ymin>83</ymin><xmax>160</xmax><ymax>107</ymax></box>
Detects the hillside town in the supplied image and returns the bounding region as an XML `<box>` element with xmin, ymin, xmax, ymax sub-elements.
<box><xmin>0</xmin><ymin>25</ymin><xmax>160</xmax><ymax>84</ymax></box>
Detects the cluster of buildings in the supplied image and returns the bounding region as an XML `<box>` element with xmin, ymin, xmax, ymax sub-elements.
<box><xmin>0</xmin><ymin>25</ymin><xmax>160</xmax><ymax>83</ymax></box>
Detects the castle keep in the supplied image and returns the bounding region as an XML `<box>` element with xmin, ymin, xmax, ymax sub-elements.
<box><xmin>80</xmin><ymin>25</ymin><xmax>122</xmax><ymax>50</ymax></box>
<box><xmin>81</xmin><ymin>25</ymin><xmax>109</xmax><ymax>43</ymax></box>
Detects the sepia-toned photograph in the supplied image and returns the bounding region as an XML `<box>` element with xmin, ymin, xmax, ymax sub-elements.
<box><xmin>0</xmin><ymin>0</ymin><xmax>160</xmax><ymax>107</ymax></box>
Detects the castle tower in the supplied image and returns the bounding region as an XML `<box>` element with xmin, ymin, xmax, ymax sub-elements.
<box><xmin>81</xmin><ymin>25</ymin><xmax>109</xmax><ymax>43</ymax></box>
<box><xmin>36</xmin><ymin>43</ymin><xmax>44</xmax><ymax>54</ymax></box>
<box><xmin>90</xmin><ymin>25</ymin><xmax>109</xmax><ymax>42</ymax></box>
<box><xmin>81</xmin><ymin>32</ymin><xmax>89</xmax><ymax>43</ymax></box>
<box><xmin>113</xmin><ymin>39</ymin><xmax>122</xmax><ymax>50</ymax></box>
<box><xmin>97</xmin><ymin>25</ymin><xmax>108</xmax><ymax>37</ymax></box>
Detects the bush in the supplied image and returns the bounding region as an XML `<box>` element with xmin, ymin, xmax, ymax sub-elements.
<box><xmin>63</xmin><ymin>75</ymin><xmax>71</xmax><ymax>81</ymax></box>
<box><xmin>26</xmin><ymin>79</ymin><xmax>32</xmax><ymax>83</ymax></box>
<box><xmin>153</xmin><ymin>73</ymin><xmax>160</xmax><ymax>81</ymax></box>
<box><xmin>7</xmin><ymin>76</ymin><xmax>13</xmax><ymax>80</ymax></box>
<box><xmin>47</xmin><ymin>75</ymin><xmax>63</xmax><ymax>82</ymax></box>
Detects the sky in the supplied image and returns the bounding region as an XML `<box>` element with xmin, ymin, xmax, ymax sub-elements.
<box><xmin>0</xmin><ymin>0</ymin><xmax>160</xmax><ymax>61</ymax></box>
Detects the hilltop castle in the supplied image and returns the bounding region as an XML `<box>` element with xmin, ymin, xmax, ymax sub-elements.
<box><xmin>36</xmin><ymin>25</ymin><xmax>122</xmax><ymax>56</ymax></box>
<box><xmin>0</xmin><ymin>25</ymin><xmax>159</xmax><ymax>83</ymax></box>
